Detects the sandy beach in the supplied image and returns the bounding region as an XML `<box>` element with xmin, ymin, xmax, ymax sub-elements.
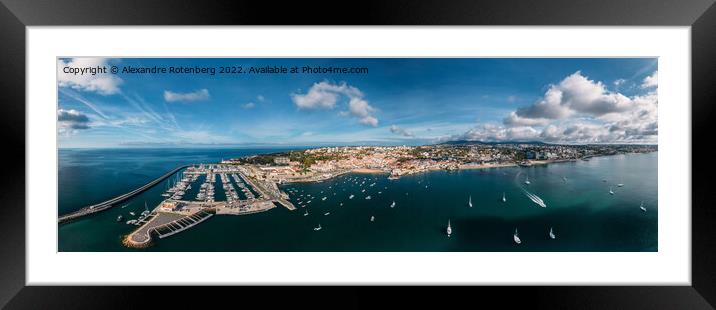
<box><xmin>352</xmin><ymin>168</ymin><xmax>386</xmax><ymax>174</ymax></box>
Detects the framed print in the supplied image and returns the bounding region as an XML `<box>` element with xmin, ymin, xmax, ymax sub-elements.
<box><xmin>2</xmin><ymin>0</ymin><xmax>716</xmax><ymax>308</ymax></box>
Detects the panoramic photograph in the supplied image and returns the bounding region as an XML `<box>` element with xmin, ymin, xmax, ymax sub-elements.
<box><xmin>57</xmin><ymin>58</ymin><xmax>658</xmax><ymax>251</ymax></box>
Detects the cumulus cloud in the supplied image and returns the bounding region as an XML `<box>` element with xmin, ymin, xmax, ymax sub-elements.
<box><xmin>511</xmin><ymin>71</ymin><xmax>634</xmax><ymax>122</ymax></box>
<box><xmin>243</xmin><ymin>102</ymin><xmax>256</xmax><ymax>109</ymax></box>
<box><xmin>58</xmin><ymin>109</ymin><xmax>91</xmax><ymax>134</ymax></box>
<box><xmin>291</xmin><ymin>81</ymin><xmax>379</xmax><ymax>127</ymax></box>
<box><xmin>641</xmin><ymin>71</ymin><xmax>658</xmax><ymax>88</ymax></box>
<box><xmin>57</xmin><ymin>58</ymin><xmax>123</xmax><ymax>95</ymax></box>
<box><xmin>389</xmin><ymin>125</ymin><xmax>414</xmax><ymax>137</ymax></box>
<box><xmin>503</xmin><ymin>112</ymin><xmax>549</xmax><ymax>127</ymax></box>
<box><xmin>164</xmin><ymin>89</ymin><xmax>210</xmax><ymax>102</ymax></box>
<box><xmin>447</xmin><ymin>70</ymin><xmax>659</xmax><ymax>144</ymax></box>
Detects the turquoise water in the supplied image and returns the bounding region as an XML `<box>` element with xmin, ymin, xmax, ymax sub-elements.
<box><xmin>58</xmin><ymin>149</ymin><xmax>657</xmax><ymax>252</ymax></box>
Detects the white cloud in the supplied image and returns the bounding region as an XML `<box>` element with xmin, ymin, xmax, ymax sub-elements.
<box><xmin>291</xmin><ymin>81</ymin><xmax>379</xmax><ymax>127</ymax></box>
<box><xmin>389</xmin><ymin>125</ymin><xmax>414</xmax><ymax>137</ymax></box>
<box><xmin>503</xmin><ymin>112</ymin><xmax>549</xmax><ymax>127</ymax></box>
<box><xmin>641</xmin><ymin>71</ymin><xmax>658</xmax><ymax>88</ymax></box>
<box><xmin>243</xmin><ymin>102</ymin><xmax>256</xmax><ymax>109</ymax></box>
<box><xmin>613</xmin><ymin>78</ymin><xmax>626</xmax><ymax>87</ymax></box>
<box><xmin>164</xmin><ymin>89</ymin><xmax>210</xmax><ymax>102</ymax></box>
<box><xmin>511</xmin><ymin>71</ymin><xmax>637</xmax><ymax>122</ymax></box>
<box><xmin>446</xmin><ymin>70</ymin><xmax>659</xmax><ymax>144</ymax></box>
<box><xmin>57</xmin><ymin>58</ymin><xmax>123</xmax><ymax>95</ymax></box>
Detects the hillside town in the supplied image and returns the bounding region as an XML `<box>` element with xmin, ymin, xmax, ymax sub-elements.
<box><xmin>226</xmin><ymin>143</ymin><xmax>657</xmax><ymax>184</ymax></box>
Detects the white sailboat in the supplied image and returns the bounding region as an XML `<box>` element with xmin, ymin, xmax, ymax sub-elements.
<box><xmin>549</xmin><ymin>227</ymin><xmax>556</xmax><ymax>239</ymax></box>
<box><xmin>349</xmin><ymin>194</ymin><xmax>355</xmax><ymax>199</ymax></box>
<box><xmin>513</xmin><ymin>228</ymin><xmax>521</xmax><ymax>244</ymax></box>
<box><xmin>313</xmin><ymin>224</ymin><xmax>322</xmax><ymax>231</ymax></box>
<box><xmin>525</xmin><ymin>175</ymin><xmax>531</xmax><ymax>185</ymax></box>
<box><xmin>304</xmin><ymin>210</ymin><xmax>309</xmax><ymax>216</ymax></box>
<box><xmin>609</xmin><ymin>187</ymin><xmax>615</xmax><ymax>195</ymax></box>
<box><xmin>390</xmin><ymin>201</ymin><xmax>395</xmax><ymax>208</ymax></box>
<box><xmin>640</xmin><ymin>201</ymin><xmax>647</xmax><ymax>212</ymax></box>
<box><xmin>446</xmin><ymin>220</ymin><xmax>452</xmax><ymax>237</ymax></box>
<box><xmin>370</xmin><ymin>215</ymin><xmax>375</xmax><ymax>222</ymax></box>
<box><xmin>468</xmin><ymin>196</ymin><xmax>473</xmax><ymax>208</ymax></box>
<box><xmin>324</xmin><ymin>212</ymin><xmax>330</xmax><ymax>216</ymax></box>
<box><xmin>502</xmin><ymin>192</ymin><xmax>507</xmax><ymax>203</ymax></box>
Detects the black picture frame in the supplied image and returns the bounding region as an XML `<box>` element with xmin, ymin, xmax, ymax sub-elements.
<box><xmin>1</xmin><ymin>0</ymin><xmax>714</xmax><ymax>308</ymax></box>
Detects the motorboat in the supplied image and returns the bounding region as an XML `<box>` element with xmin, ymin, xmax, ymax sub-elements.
<box><xmin>514</xmin><ymin>228</ymin><xmax>522</xmax><ymax>244</ymax></box>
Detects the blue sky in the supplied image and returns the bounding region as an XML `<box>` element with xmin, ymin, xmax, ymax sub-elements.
<box><xmin>57</xmin><ymin>58</ymin><xmax>658</xmax><ymax>148</ymax></box>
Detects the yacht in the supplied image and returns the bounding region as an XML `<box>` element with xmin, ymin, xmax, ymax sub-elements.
<box><xmin>324</xmin><ymin>212</ymin><xmax>330</xmax><ymax>216</ymax></box>
<box><xmin>513</xmin><ymin>228</ymin><xmax>522</xmax><ymax>244</ymax></box>
<box><xmin>370</xmin><ymin>215</ymin><xmax>375</xmax><ymax>222</ymax></box>
<box><xmin>365</xmin><ymin>196</ymin><xmax>372</xmax><ymax>200</ymax></box>
<box><xmin>116</xmin><ymin>215</ymin><xmax>123</xmax><ymax>222</ymax></box>
<box><xmin>126</xmin><ymin>219</ymin><xmax>137</xmax><ymax>225</ymax></box>
<box><xmin>617</xmin><ymin>183</ymin><xmax>624</xmax><ymax>187</ymax></box>
<box><xmin>446</xmin><ymin>220</ymin><xmax>452</xmax><ymax>237</ymax></box>
<box><xmin>502</xmin><ymin>192</ymin><xmax>507</xmax><ymax>203</ymax></box>
<box><xmin>304</xmin><ymin>210</ymin><xmax>309</xmax><ymax>216</ymax></box>
<box><xmin>640</xmin><ymin>201</ymin><xmax>647</xmax><ymax>212</ymax></box>
<box><xmin>609</xmin><ymin>187</ymin><xmax>615</xmax><ymax>195</ymax></box>
<box><xmin>390</xmin><ymin>201</ymin><xmax>395</xmax><ymax>208</ymax></box>
<box><xmin>349</xmin><ymin>194</ymin><xmax>354</xmax><ymax>199</ymax></box>
<box><xmin>468</xmin><ymin>196</ymin><xmax>473</xmax><ymax>208</ymax></box>
<box><xmin>313</xmin><ymin>224</ymin><xmax>322</xmax><ymax>231</ymax></box>
<box><xmin>322</xmin><ymin>197</ymin><xmax>327</xmax><ymax>201</ymax></box>
<box><xmin>525</xmin><ymin>175</ymin><xmax>531</xmax><ymax>185</ymax></box>
<box><xmin>129</xmin><ymin>212</ymin><xmax>135</xmax><ymax>216</ymax></box>
<box><xmin>549</xmin><ymin>227</ymin><xmax>556</xmax><ymax>239</ymax></box>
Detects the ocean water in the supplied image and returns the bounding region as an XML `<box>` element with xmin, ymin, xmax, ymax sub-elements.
<box><xmin>58</xmin><ymin>149</ymin><xmax>657</xmax><ymax>252</ymax></box>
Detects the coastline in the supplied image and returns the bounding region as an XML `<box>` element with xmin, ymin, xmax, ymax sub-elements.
<box><xmin>351</xmin><ymin>168</ymin><xmax>386</xmax><ymax>174</ymax></box>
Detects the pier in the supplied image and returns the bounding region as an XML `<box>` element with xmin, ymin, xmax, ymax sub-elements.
<box><xmin>58</xmin><ymin>165</ymin><xmax>191</xmax><ymax>224</ymax></box>
<box><xmin>153</xmin><ymin>209</ymin><xmax>213</xmax><ymax>239</ymax></box>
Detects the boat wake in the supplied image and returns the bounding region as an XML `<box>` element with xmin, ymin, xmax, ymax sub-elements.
<box><xmin>522</xmin><ymin>188</ymin><xmax>547</xmax><ymax>208</ymax></box>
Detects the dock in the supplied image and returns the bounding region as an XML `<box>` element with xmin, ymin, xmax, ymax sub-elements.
<box><xmin>123</xmin><ymin>209</ymin><xmax>214</xmax><ymax>248</ymax></box>
<box><xmin>153</xmin><ymin>209</ymin><xmax>213</xmax><ymax>239</ymax></box>
<box><xmin>58</xmin><ymin>165</ymin><xmax>191</xmax><ymax>224</ymax></box>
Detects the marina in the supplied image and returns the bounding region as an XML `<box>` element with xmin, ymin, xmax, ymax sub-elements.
<box><xmin>58</xmin><ymin>149</ymin><xmax>657</xmax><ymax>252</ymax></box>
